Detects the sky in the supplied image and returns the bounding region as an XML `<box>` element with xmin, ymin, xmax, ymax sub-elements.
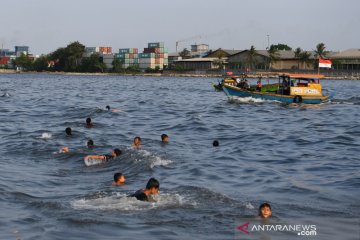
<box><xmin>1</xmin><ymin>0</ymin><xmax>359</xmax><ymax>55</ymax></box>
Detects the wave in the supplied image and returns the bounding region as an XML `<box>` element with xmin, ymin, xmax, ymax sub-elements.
<box><xmin>228</xmin><ymin>96</ymin><xmax>276</xmax><ymax>104</ymax></box>
<box><xmin>70</xmin><ymin>192</ymin><xmax>195</xmax><ymax>211</ymax></box>
<box><xmin>38</xmin><ymin>132</ymin><xmax>52</xmax><ymax>139</ymax></box>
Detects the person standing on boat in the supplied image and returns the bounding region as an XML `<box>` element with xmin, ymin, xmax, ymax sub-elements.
<box><xmin>244</xmin><ymin>80</ymin><xmax>250</xmax><ymax>89</ymax></box>
<box><xmin>256</xmin><ymin>80</ymin><xmax>262</xmax><ymax>92</ymax></box>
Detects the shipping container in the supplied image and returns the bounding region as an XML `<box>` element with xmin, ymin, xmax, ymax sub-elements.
<box><xmin>148</xmin><ymin>42</ymin><xmax>164</xmax><ymax>48</ymax></box>
<box><xmin>139</xmin><ymin>53</ymin><xmax>155</xmax><ymax>58</ymax></box>
<box><xmin>98</xmin><ymin>46</ymin><xmax>112</xmax><ymax>54</ymax></box>
<box><xmin>119</xmin><ymin>48</ymin><xmax>130</xmax><ymax>54</ymax></box>
<box><xmin>143</xmin><ymin>48</ymin><xmax>154</xmax><ymax>53</ymax></box>
<box><xmin>139</xmin><ymin>58</ymin><xmax>155</xmax><ymax>64</ymax></box>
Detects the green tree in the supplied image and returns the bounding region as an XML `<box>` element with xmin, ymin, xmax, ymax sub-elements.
<box><xmin>179</xmin><ymin>48</ymin><xmax>191</xmax><ymax>59</ymax></box>
<box><xmin>271</xmin><ymin>43</ymin><xmax>292</xmax><ymax>51</ymax></box>
<box><xmin>80</xmin><ymin>53</ymin><xmax>106</xmax><ymax>73</ymax></box>
<box><xmin>126</xmin><ymin>65</ymin><xmax>141</xmax><ymax>73</ymax></box>
<box><xmin>112</xmin><ymin>58</ymin><xmax>124</xmax><ymax>73</ymax></box>
<box><xmin>299</xmin><ymin>51</ymin><xmax>312</xmax><ymax>69</ymax></box>
<box><xmin>246</xmin><ymin>45</ymin><xmax>257</xmax><ymax>71</ymax></box>
<box><xmin>13</xmin><ymin>53</ymin><xmax>33</xmax><ymax>70</ymax></box>
<box><xmin>294</xmin><ymin>47</ymin><xmax>302</xmax><ymax>69</ymax></box>
<box><xmin>49</xmin><ymin>41</ymin><xmax>85</xmax><ymax>72</ymax></box>
<box><xmin>267</xmin><ymin>45</ymin><xmax>280</xmax><ymax>69</ymax></box>
<box><xmin>32</xmin><ymin>56</ymin><xmax>49</xmax><ymax>72</ymax></box>
<box><xmin>314</xmin><ymin>43</ymin><xmax>327</xmax><ymax>59</ymax></box>
<box><xmin>213</xmin><ymin>52</ymin><xmax>226</xmax><ymax>70</ymax></box>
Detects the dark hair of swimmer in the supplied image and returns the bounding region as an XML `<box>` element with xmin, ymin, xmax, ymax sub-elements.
<box><xmin>65</xmin><ymin>127</ymin><xmax>72</xmax><ymax>136</ymax></box>
<box><xmin>106</xmin><ymin>105</ymin><xmax>110</xmax><ymax>111</ymax></box>
<box><xmin>86</xmin><ymin>117</ymin><xmax>92</xmax><ymax>124</ymax></box>
<box><xmin>113</xmin><ymin>148</ymin><xmax>122</xmax><ymax>157</ymax></box>
<box><xmin>114</xmin><ymin>172</ymin><xmax>124</xmax><ymax>182</ymax></box>
<box><xmin>161</xmin><ymin>134</ymin><xmax>169</xmax><ymax>142</ymax></box>
<box><xmin>213</xmin><ymin>140</ymin><xmax>219</xmax><ymax>147</ymax></box>
<box><xmin>87</xmin><ymin>139</ymin><xmax>94</xmax><ymax>148</ymax></box>
<box><xmin>145</xmin><ymin>178</ymin><xmax>160</xmax><ymax>190</ymax></box>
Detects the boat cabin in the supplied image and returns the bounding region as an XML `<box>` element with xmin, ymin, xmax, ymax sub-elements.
<box><xmin>278</xmin><ymin>74</ymin><xmax>324</xmax><ymax>97</ymax></box>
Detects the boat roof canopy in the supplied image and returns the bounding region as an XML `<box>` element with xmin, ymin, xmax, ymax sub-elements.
<box><xmin>280</xmin><ymin>73</ymin><xmax>325</xmax><ymax>79</ymax></box>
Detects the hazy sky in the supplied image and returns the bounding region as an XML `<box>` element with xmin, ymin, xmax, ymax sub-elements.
<box><xmin>1</xmin><ymin>0</ymin><xmax>359</xmax><ymax>55</ymax></box>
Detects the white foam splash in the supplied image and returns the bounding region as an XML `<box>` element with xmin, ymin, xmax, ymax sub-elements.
<box><xmin>245</xmin><ymin>202</ymin><xmax>255</xmax><ymax>209</ymax></box>
<box><xmin>2</xmin><ymin>92</ymin><xmax>11</xmax><ymax>97</ymax></box>
<box><xmin>137</xmin><ymin>150</ymin><xmax>173</xmax><ymax>168</ymax></box>
<box><xmin>70</xmin><ymin>192</ymin><xmax>195</xmax><ymax>211</ymax></box>
<box><xmin>229</xmin><ymin>96</ymin><xmax>274</xmax><ymax>103</ymax></box>
<box><xmin>39</xmin><ymin>133</ymin><xmax>52</xmax><ymax>139</ymax></box>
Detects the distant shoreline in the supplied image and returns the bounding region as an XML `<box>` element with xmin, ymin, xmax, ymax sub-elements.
<box><xmin>0</xmin><ymin>69</ymin><xmax>359</xmax><ymax>80</ymax></box>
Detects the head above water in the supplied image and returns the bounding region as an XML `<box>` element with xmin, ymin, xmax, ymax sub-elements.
<box><xmin>106</xmin><ymin>105</ymin><xmax>110</xmax><ymax>111</ymax></box>
<box><xmin>213</xmin><ymin>140</ymin><xmax>219</xmax><ymax>147</ymax></box>
<box><xmin>259</xmin><ymin>202</ymin><xmax>272</xmax><ymax>219</ymax></box>
<box><xmin>87</xmin><ymin>139</ymin><xmax>94</xmax><ymax>148</ymax></box>
<box><xmin>145</xmin><ymin>177</ymin><xmax>160</xmax><ymax>194</ymax></box>
<box><xmin>133</xmin><ymin>136</ymin><xmax>142</xmax><ymax>147</ymax></box>
<box><xmin>65</xmin><ymin>127</ymin><xmax>72</xmax><ymax>136</ymax></box>
<box><xmin>113</xmin><ymin>148</ymin><xmax>122</xmax><ymax>157</ymax></box>
<box><xmin>113</xmin><ymin>172</ymin><xmax>126</xmax><ymax>185</ymax></box>
<box><xmin>161</xmin><ymin>134</ymin><xmax>169</xmax><ymax>143</ymax></box>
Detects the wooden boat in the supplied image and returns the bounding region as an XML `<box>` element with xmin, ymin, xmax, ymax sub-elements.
<box><xmin>213</xmin><ymin>75</ymin><xmax>278</xmax><ymax>92</ymax></box>
<box><xmin>222</xmin><ymin>74</ymin><xmax>330</xmax><ymax>104</ymax></box>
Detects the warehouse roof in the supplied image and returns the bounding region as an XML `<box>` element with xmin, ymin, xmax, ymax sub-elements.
<box><xmin>330</xmin><ymin>49</ymin><xmax>360</xmax><ymax>59</ymax></box>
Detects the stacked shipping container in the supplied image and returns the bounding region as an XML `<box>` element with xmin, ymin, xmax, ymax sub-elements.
<box><xmin>114</xmin><ymin>48</ymin><xmax>139</xmax><ymax>68</ymax></box>
<box><xmin>139</xmin><ymin>42</ymin><xmax>168</xmax><ymax>70</ymax></box>
<box><xmin>97</xmin><ymin>47</ymin><xmax>112</xmax><ymax>54</ymax></box>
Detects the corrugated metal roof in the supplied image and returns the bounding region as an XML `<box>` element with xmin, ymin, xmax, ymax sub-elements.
<box><xmin>222</xmin><ymin>49</ymin><xmax>242</xmax><ymax>55</ymax></box>
<box><xmin>204</xmin><ymin>48</ymin><xmax>242</xmax><ymax>57</ymax></box>
<box><xmin>230</xmin><ymin>50</ymin><xmax>316</xmax><ymax>59</ymax></box>
<box><xmin>176</xmin><ymin>57</ymin><xmax>218</xmax><ymax>62</ymax></box>
<box><xmin>330</xmin><ymin>49</ymin><xmax>360</xmax><ymax>59</ymax></box>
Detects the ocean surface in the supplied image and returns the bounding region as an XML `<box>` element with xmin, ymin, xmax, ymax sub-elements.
<box><xmin>0</xmin><ymin>74</ymin><xmax>359</xmax><ymax>240</ymax></box>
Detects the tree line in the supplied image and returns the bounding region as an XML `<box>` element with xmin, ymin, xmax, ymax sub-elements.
<box><xmin>12</xmin><ymin>41</ymin><xmax>141</xmax><ymax>73</ymax></box>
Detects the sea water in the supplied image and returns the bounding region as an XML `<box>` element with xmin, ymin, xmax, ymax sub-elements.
<box><xmin>0</xmin><ymin>74</ymin><xmax>359</xmax><ymax>239</ymax></box>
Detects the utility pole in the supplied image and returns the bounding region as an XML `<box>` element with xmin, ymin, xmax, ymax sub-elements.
<box><xmin>266</xmin><ymin>35</ymin><xmax>270</xmax><ymax>50</ymax></box>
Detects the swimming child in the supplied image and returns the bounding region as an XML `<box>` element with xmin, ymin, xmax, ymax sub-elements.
<box><xmin>87</xmin><ymin>139</ymin><xmax>94</xmax><ymax>148</ymax></box>
<box><xmin>84</xmin><ymin>148</ymin><xmax>122</xmax><ymax>166</ymax></box>
<box><xmin>130</xmin><ymin>178</ymin><xmax>160</xmax><ymax>202</ymax></box>
<box><xmin>59</xmin><ymin>147</ymin><xmax>69</xmax><ymax>153</ymax></box>
<box><xmin>132</xmin><ymin>136</ymin><xmax>142</xmax><ymax>148</ymax></box>
<box><xmin>259</xmin><ymin>202</ymin><xmax>272</xmax><ymax>219</ymax></box>
<box><xmin>85</xmin><ymin>117</ymin><xmax>93</xmax><ymax>128</ymax></box>
<box><xmin>103</xmin><ymin>148</ymin><xmax>122</xmax><ymax>160</ymax></box>
<box><xmin>112</xmin><ymin>172</ymin><xmax>126</xmax><ymax>186</ymax></box>
<box><xmin>213</xmin><ymin>140</ymin><xmax>219</xmax><ymax>147</ymax></box>
<box><xmin>161</xmin><ymin>134</ymin><xmax>169</xmax><ymax>143</ymax></box>
<box><xmin>65</xmin><ymin>127</ymin><xmax>72</xmax><ymax>136</ymax></box>
<box><xmin>106</xmin><ymin>105</ymin><xmax>121</xmax><ymax>113</ymax></box>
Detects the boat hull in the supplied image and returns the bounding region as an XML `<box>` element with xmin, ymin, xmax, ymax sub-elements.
<box><xmin>223</xmin><ymin>85</ymin><xmax>329</xmax><ymax>104</ymax></box>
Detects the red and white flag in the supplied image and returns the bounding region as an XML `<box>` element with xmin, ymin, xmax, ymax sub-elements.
<box><xmin>319</xmin><ymin>59</ymin><xmax>332</xmax><ymax>68</ymax></box>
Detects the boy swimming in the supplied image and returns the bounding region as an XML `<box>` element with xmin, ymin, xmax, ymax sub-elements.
<box><xmin>132</xmin><ymin>136</ymin><xmax>142</xmax><ymax>149</ymax></box>
<box><xmin>259</xmin><ymin>202</ymin><xmax>272</xmax><ymax>219</ymax></box>
<box><xmin>130</xmin><ymin>178</ymin><xmax>160</xmax><ymax>202</ymax></box>
<box><xmin>112</xmin><ymin>172</ymin><xmax>126</xmax><ymax>186</ymax></box>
